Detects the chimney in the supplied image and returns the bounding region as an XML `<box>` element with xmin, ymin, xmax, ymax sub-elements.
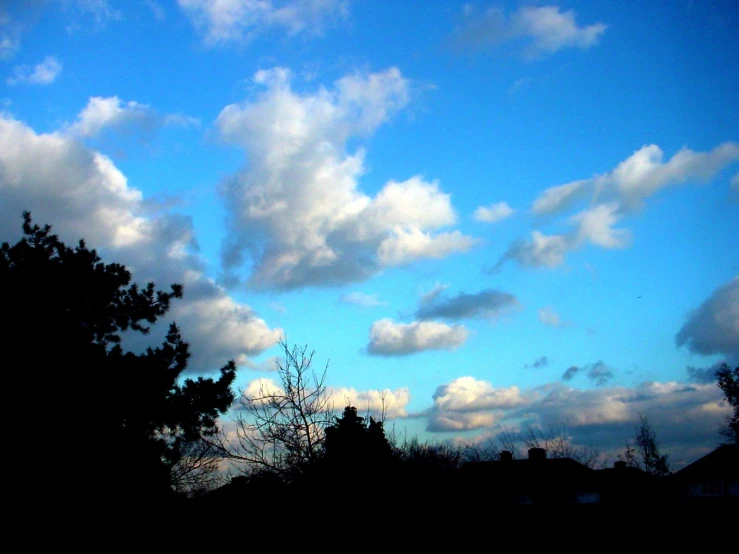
<box><xmin>528</xmin><ymin>447</ymin><xmax>546</xmax><ymax>462</ymax></box>
<box><xmin>500</xmin><ymin>450</ymin><xmax>513</xmax><ymax>462</ymax></box>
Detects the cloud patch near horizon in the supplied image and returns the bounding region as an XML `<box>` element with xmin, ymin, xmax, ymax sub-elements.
<box><xmin>424</xmin><ymin>376</ymin><xmax>729</xmax><ymax>466</ymax></box>
<box><xmin>218</xmin><ymin>67</ymin><xmax>477</xmax><ymax>290</ymax></box>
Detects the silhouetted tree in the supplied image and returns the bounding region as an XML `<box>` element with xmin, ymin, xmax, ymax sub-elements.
<box><xmin>217</xmin><ymin>340</ymin><xmax>332</xmax><ymax>481</ymax></box>
<box><xmin>624</xmin><ymin>414</ymin><xmax>670</xmax><ymax>476</ymax></box>
<box><xmin>1</xmin><ymin>212</ymin><xmax>236</xmax><ymax>504</ymax></box>
<box><xmin>715</xmin><ymin>363</ymin><xmax>738</xmax><ymax>444</ymax></box>
<box><xmin>324</xmin><ymin>406</ymin><xmax>393</xmax><ymax>468</ymax></box>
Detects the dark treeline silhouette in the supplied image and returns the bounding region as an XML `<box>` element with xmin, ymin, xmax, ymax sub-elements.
<box><xmin>2</xmin><ymin>213</ymin><xmax>235</xmax><ymax>517</ymax></box>
<box><xmin>4</xmin><ymin>212</ymin><xmax>735</xmax><ymax>529</ymax></box>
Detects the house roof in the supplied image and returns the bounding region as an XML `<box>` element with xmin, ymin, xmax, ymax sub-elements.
<box><xmin>674</xmin><ymin>444</ymin><xmax>738</xmax><ymax>482</ymax></box>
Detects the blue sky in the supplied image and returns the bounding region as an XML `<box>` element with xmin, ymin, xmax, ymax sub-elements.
<box><xmin>1</xmin><ymin>0</ymin><xmax>737</xmax><ymax>468</ymax></box>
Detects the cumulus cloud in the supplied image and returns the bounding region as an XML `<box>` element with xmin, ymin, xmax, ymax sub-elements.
<box><xmin>538</xmin><ymin>306</ymin><xmax>571</xmax><ymax>328</ymax></box>
<box><xmin>340</xmin><ymin>292</ymin><xmax>387</xmax><ymax>307</ymax></box>
<box><xmin>326</xmin><ymin>387</ymin><xmax>410</xmax><ymax>419</ymax></box>
<box><xmin>427</xmin><ymin>376</ymin><xmax>526</xmax><ymax>432</ymax></box>
<box><xmin>366</xmin><ymin>319</ymin><xmax>468</xmax><ymax>356</ymax></box>
<box><xmin>473</xmin><ymin>201</ymin><xmax>515</xmax><ymax>223</ymax></box>
<box><xmin>433</xmin><ymin>377</ymin><xmax>526</xmax><ymax>412</ymax></box>
<box><xmin>219</xmin><ymin>67</ymin><xmax>476</xmax><ymax>290</ymax></box>
<box><xmin>0</xmin><ymin>114</ymin><xmax>282</xmax><ymax>372</ymax></box>
<box><xmin>6</xmin><ymin>55</ymin><xmax>62</xmax><ymax>85</ymax></box>
<box><xmin>178</xmin><ymin>0</ymin><xmax>348</xmax><ymax>46</ymax></box>
<box><xmin>451</xmin><ymin>5</ymin><xmax>606</xmax><ymax>58</ymax></box>
<box><xmin>66</xmin><ymin>96</ymin><xmax>199</xmax><ymax>139</ymax></box>
<box><xmin>415</xmin><ymin>288</ymin><xmax>519</xmax><ymax>321</ymax></box>
<box><xmin>676</xmin><ymin>277</ymin><xmax>739</xmax><ymax>361</ymax></box>
<box><xmin>240</xmin><ymin>379</ymin><xmax>410</xmax><ymax>419</ymax></box>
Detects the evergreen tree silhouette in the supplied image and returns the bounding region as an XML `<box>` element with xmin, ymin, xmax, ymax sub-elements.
<box><xmin>1</xmin><ymin>212</ymin><xmax>236</xmax><ymax>508</ymax></box>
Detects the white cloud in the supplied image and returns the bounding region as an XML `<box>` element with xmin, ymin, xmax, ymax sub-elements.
<box><xmin>731</xmin><ymin>172</ymin><xmax>739</xmax><ymax>193</ymax></box>
<box><xmin>452</xmin><ymin>5</ymin><xmax>606</xmax><ymax>58</ymax></box>
<box><xmin>67</xmin><ymin>96</ymin><xmax>155</xmax><ymax>138</ymax></box>
<box><xmin>531</xmin><ymin>143</ymin><xmax>739</xmax><ymax>215</ymax></box>
<box><xmin>416</xmin><ymin>288</ymin><xmax>519</xmax><ymax>320</ymax></box>
<box><xmin>506</xmin><ymin>143</ymin><xmax>739</xmax><ymax>271</ymax></box>
<box><xmin>0</xmin><ymin>114</ymin><xmax>282</xmax><ymax>372</ymax></box>
<box><xmin>6</xmin><ymin>56</ymin><xmax>62</xmax><ymax>85</ymax></box>
<box><xmin>610</xmin><ymin>143</ymin><xmax>739</xmax><ymax>210</ymax></box>
<box><xmin>377</xmin><ymin>227</ymin><xmax>477</xmax><ymax>266</ymax></box>
<box><xmin>219</xmin><ymin>67</ymin><xmax>476</xmax><ymax>290</ymax></box>
<box><xmin>241</xmin><ymin>377</ymin><xmax>284</xmax><ymax>406</ymax></box>
<box><xmin>366</xmin><ymin>319</ymin><xmax>468</xmax><ymax>356</ymax></box>
<box><xmin>427</xmin><ymin>376</ymin><xmax>526</xmax><ymax>432</ymax></box>
<box><xmin>178</xmin><ymin>0</ymin><xmax>348</xmax><ymax>46</ymax></box>
<box><xmin>326</xmin><ymin>387</ymin><xmax>410</xmax><ymax>419</ymax></box>
<box><xmin>570</xmin><ymin>203</ymin><xmax>631</xmax><ymax>249</ymax></box>
<box><xmin>66</xmin><ymin>96</ymin><xmax>199</xmax><ymax>139</ymax></box>
<box><xmin>240</xmin><ymin>379</ymin><xmax>410</xmax><ymax>419</ymax></box>
<box><xmin>532</xmin><ymin>179</ymin><xmax>590</xmax><ymax>215</ymax></box>
<box><xmin>433</xmin><ymin>377</ymin><xmax>526</xmax><ymax>412</ymax></box>
<box><xmin>676</xmin><ymin>276</ymin><xmax>739</xmax><ymax>361</ymax></box>
<box><xmin>340</xmin><ymin>292</ymin><xmax>387</xmax><ymax>307</ymax></box>
<box><xmin>473</xmin><ymin>201</ymin><xmax>515</xmax><ymax>223</ymax></box>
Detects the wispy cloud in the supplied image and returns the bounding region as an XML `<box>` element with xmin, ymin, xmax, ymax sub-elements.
<box><xmin>416</xmin><ymin>287</ymin><xmax>519</xmax><ymax>321</ymax></box>
<box><xmin>538</xmin><ymin>306</ymin><xmax>572</xmax><ymax>328</ymax></box>
<box><xmin>341</xmin><ymin>292</ymin><xmax>388</xmax><ymax>308</ymax></box>
<box><xmin>451</xmin><ymin>5</ymin><xmax>607</xmax><ymax>59</ymax></box>
<box><xmin>6</xmin><ymin>56</ymin><xmax>62</xmax><ymax>85</ymax></box>
<box><xmin>178</xmin><ymin>0</ymin><xmax>349</xmax><ymax>46</ymax></box>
